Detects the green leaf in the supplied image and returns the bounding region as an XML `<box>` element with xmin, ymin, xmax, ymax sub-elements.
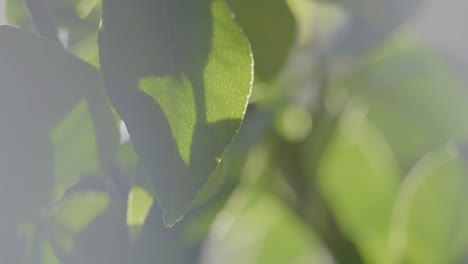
<box><xmin>99</xmin><ymin>0</ymin><xmax>253</xmax><ymax>225</ymax></box>
<box><xmin>286</xmin><ymin>0</ymin><xmax>315</xmax><ymax>44</ymax></box>
<box><xmin>54</xmin><ymin>192</ymin><xmax>110</xmax><ymax>234</ymax></box>
<box><xmin>341</xmin><ymin>36</ymin><xmax>468</xmax><ymax>169</ymax></box>
<box><xmin>75</xmin><ymin>0</ymin><xmax>100</xmax><ymax>18</ymax></box>
<box><xmin>316</xmin><ymin>102</ymin><xmax>401</xmax><ymax>263</ymax></box>
<box><xmin>201</xmin><ymin>188</ymin><xmax>322</xmax><ymax>264</ymax></box>
<box><xmin>63</xmin><ymin>194</ymin><xmax>130</xmax><ymax>264</ymax></box>
<box><xmin>69</xmin><ymin>32</ymin><xmax>100</xmax><ymax>68</ymax></box>
<box><xmin>117</xmin><ymin>141</ymin><xmax>156</xmax><ymax>197</ymax></box>
<box><xmin>228</xmin><ymin>0</ymin><xmax>296</xmax><ymax>82</ymax></box>
<box><xmin>274</xmin><ymin>103</ymin><xmax>313</xmax><ymax>142</ymax></box>
<box><xmin>41</xmin><ymin>240</ymin><xmax>61</xmax><ymax>264</ymax></box>
<box><xmin>127</xmin><ymin>186</ymin><xmax>154</xmax><ymax>240</ymax></box>
<box><xmin>388</xmin><ymin>143</ymin><xmax>468</xmax><ymax>264</ymax></box>
<box><xmin>5</xmin><ymin>0</ymin><xmax>31</xmax><ymax>27</ymax></box>
<box><xmin>117</xmin><ymin>141</ymin><xmax>157</xmax><ymax>234</ymax></box>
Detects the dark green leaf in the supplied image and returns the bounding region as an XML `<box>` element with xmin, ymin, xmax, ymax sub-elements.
<box><xmin>228</xmin><ymin>0</ymin><xmax>296</xmax><ymax>82</ymax></box>
<box><xmin>99</xmin><ymin>0</ymin><xmax>253</xmax><ymax>225</ymax></box>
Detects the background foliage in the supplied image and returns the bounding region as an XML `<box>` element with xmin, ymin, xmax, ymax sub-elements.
<box><xmin>1</xmin><ymin>0</ymin><xmax>468</xmax><ymax>263</ymax></box>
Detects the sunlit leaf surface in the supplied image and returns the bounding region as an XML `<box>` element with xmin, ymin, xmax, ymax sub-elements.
<box><xmin>99</xmin><ymin>0</ymin><xmax>253</xmax><ymax>225</ymax></box>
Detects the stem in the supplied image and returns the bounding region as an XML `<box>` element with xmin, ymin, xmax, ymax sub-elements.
<box><xmin>23</xmin><ymin>0</ymin><xmax>59</xmax><ymax>42</ymax></box>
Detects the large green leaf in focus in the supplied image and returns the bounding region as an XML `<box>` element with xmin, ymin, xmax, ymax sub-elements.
<box><xmin>388</xmin><ymin>144</ymin><xmax>468</xmax><ymax>264</ymax></box>
<box><xmin>228</xmin><ymin>0</ymin><xmax>296</xmax><ymax>82</ymax></box>
<box><xmin>316</xmin><ymin>102</ymin><xmax>401</xmax><ymax>263</ymax></box>
<box><xmin>99</xmin><ymin>0</ymin><xmax>253</xmax><ymax>225</ymax></box>
<box><xmin>0</xmin><ymin>26</ymin><xmax>118</xmax><ymax>260</ymax></box>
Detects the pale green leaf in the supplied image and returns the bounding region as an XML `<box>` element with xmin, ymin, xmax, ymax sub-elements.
<box><xmin>342</xmin><ymin>36</ymin><xmax>468</xmax><ymax>168</ymax></box>
<box><xmin>316</xmin><ymin>102</ymin><xmax>400</xmax><ymax>263</ymax></box>
<box><xmin>201</xmin><ymin>188</ymin><xmax>322</xmax><ymax>264</ymax></box>
<box><xmin>42</xmin><ymin>241</ymin><xmax>61</xmax><ymax>264</ymax></box>
<box><xmin>127</xmin><ymin>186</ymin><xmax>154</xmax><ymax>240</ymax></box>
<box><xmin>5</xmin><ymin>0</ymin><xmax>31</xmax><ymax>27</ymax></box>
<box><xmin>54</xmin><ymin>192</ymin><xmax>110</xmax><ymax>234</ymax></box>
<box><xmin>75</xmin><ymin>0</ymin><xmax>100</xmax><ymax>18</ymax></box>
<box><xmin>388</xmin><ymin>143</ymin><xmax>468</xmax><ymax>264</ymax></box>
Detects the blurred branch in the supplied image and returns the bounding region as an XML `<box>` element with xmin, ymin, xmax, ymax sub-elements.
<box><xmin>275</xmin><ymin>143</ymin><xmax>364</xmax><ymax>264</ymax></box>
<box><xmin>272</xmin><ymin>51</ymin><xmax>364</xmax><ymax>263</ymax></box>
<box><xmin>23</xmin><ymin>0</ymin><xmax>59</xmax><ymax>42</ymax></box>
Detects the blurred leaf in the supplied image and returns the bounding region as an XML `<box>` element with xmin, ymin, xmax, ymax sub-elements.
<box><xmin>41</xmin><ymin>240</ymin><xmax>61</xmax><ymax>264</ymax></box>
<box><xmin>201</xmin><ymin>188</ymin><xmax>323</xmax><ymax>264</ymax></box>
<box><xmin>388</xmin><ymin>143</ymin><xmax>468</xmax><ymax>264</ymax></box>
<box><xmin>228</xmin><ymin>0</ymin><xmax>296</xmax><ymax>82</ymax></box>
<box><xmin>324</xmin><ymin>0</ymin><xmax>422</xmax><ymax>56</ymax></box>
<box><xmin>127</xmin><ymin>186</ymin><xmax>154</xmax><ymax>240</ymax></box>
<box><xmin>274</xmin><ymin>103</ymin><xmax>313</xmax><ymax>142</ymax></box>
<box><xmin>321</xmin><ymin>0</ymin><xmax>423</xmax><ymax>63</ymax></box>
<box><xmin>16</xmin><ymin>191</ymin><xmax>115</xmax><ymax>263</ymax></box>
<box><xmin>316</xmin><ymin>102</ymin><xmax>400</xmax><ymax>263</ymax></box>
<box><xmin>0</xmin><ymin>26</ymin><xmax>118</xmax><ymax>261</ymax></box>
<box><xmin>117</xmin><ymin>141</ymin><xmax>156</xmax><ymax>235</ymax></box>
<box><xmin>66</xmin><ymin>196</ymin><xmax>130</xmax><ymax>264</ymax></box>
<box><xmin>99</xmin><ymin>0</ymin><xmax>253</xmax><ymax>225</ymax></box>
<box><xmin>63</xmin><ymin>1</ymin><xmax>102</xmax><ymax>65</ymax></box>
<box><xmin>327</xmin><ymin>0</ymin><xmax>422</xmax><ymax>27</ymax></box>
<box><xmin>117</xmin><ymin>141</ymin><xmax>156</xmax><ymax>196</ymax></box>
<box><xmin>5</xmin><ymin>0</ymin><xmax>31</xmax><ymax>27</ymax></box>
<box><xmin>340</xmin><ymin>36</ymin><xmax>468</xmax><ymax>169</ymax></box>
<box><xmin>75</xmin><ymin>0</ymin><xmax>100</xmax><ymax>18</ymax></box>
<box><xmin>54</xmin><ymin>192</ymin><xmax>110</xmax><ymax>234</ymax></box>
<box><xmin>50</xmin><ymin>191</ymin><xmax>115</xmax><ymax>262</ymax></box>
<box><xmin>51</xmin><ymin>101</ymin><xmax>99</xmax><ymax>197</ymax></box>
<box><xmin>286</xmin><ymin>0</ymin><xmax>315</xmax><ymax>45</ymax></box>
<box><xmin>69</xmin><ymin>31</ymin><xmax>100</xmax><ymax>68</ymax></box>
